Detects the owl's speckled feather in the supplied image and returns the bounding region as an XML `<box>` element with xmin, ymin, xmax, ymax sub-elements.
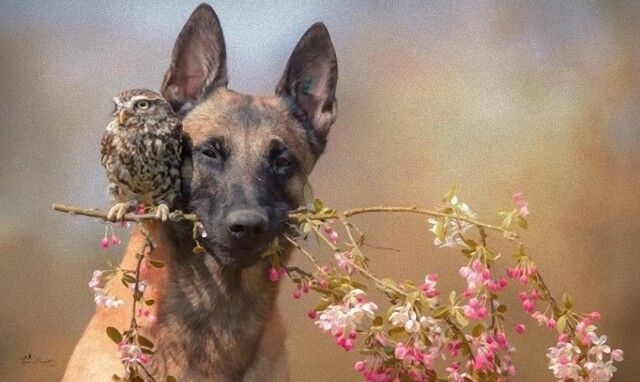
<box><xmin>101</xmin><ymin>89</ymin><xmax>182</xmax><ymax>220</ymax></box>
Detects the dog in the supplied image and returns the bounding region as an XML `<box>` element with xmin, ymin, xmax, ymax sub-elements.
<box><xmin>63</xmin><ymin>3</ymin><xmax>337</xmax><ymax>381</ymax></box>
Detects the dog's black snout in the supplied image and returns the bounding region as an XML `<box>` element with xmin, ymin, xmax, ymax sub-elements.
<box><xmin>226</xmin><ymin>209</ymin><xmax>268</xmax><ymax>243</ymax></box>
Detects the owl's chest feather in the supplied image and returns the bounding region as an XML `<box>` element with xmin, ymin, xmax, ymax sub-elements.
<box><xmin>103</xmin><ymin>122</ymin><xmax>181</xmax><ymax>201</ymax></box>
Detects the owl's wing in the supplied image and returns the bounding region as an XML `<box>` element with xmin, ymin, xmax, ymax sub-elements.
<box><xmin>100</xmin><ymin>127</ymin><xmax>115</xmax><ymax>168</ymax></box>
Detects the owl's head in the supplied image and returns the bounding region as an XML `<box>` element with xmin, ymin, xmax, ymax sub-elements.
<box><xmin>112</xmin><ymin>89</ymin><xmax>175</xmax><ymax>126</ymax></box>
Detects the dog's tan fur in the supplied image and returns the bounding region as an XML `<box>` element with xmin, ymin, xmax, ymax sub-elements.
<box><xmin>64</xmin><ymin>3</ymin><xmax>337</xmax><ymax>381</ymax></box>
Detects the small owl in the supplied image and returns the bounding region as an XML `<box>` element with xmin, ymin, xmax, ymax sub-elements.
<box><xmin>101</xmin><ymin>89</ymin><xmax>182</xmax><ymax>222</ymax></box>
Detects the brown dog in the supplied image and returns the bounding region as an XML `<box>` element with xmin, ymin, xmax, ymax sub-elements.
<box><xmin>63</xmin><ymin>3</ymin><xmax>337</xmax><ymax>381</ymax></box>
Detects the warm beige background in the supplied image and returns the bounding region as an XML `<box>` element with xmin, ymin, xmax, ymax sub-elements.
<box><xmin>0</xmin><ymin>1</ymin><xmax>638</xmax><ymax>381</ymax></box>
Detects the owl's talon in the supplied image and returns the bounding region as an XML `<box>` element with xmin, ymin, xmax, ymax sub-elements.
<box><xmin>155</xmin><ymin>204</ymin><xmax>170</xmax><ymax>222</ymax></box>
<box><xmin>108</xmin><ymin>202</ymin><xmax>131</xmax><ymax>222</ymax></box>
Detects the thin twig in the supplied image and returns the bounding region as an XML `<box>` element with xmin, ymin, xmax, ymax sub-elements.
<box><xmin>52</xmin><ymin>203</ymin><xmax>198</xmax><ymax>222</ymax></box>
<box><xmin>54</xmin><ymin>203</ymin><xmax>517</xmax><ymax>238</ymax></box>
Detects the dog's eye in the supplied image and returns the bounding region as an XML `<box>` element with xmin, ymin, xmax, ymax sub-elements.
<box><xmin>202</xmin><ymin>147</ymin><xmax>219</xmax><ymax>160</ymax></box>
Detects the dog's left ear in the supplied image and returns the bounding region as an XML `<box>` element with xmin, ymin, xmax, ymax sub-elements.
<box><xmin>276</xmin><ymin>23</ymin><xmax>337</xmax><ymax>155</ymax></box>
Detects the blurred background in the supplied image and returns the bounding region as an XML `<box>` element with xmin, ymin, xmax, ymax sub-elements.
<box><xmin>1</xmin><ymin>1</ymin><xmax>638</xmax><ymax>380</ymax></box>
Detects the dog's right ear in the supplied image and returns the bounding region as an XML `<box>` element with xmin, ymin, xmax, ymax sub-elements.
<box><xmin>161</xmin><ymin>4</ymin><xmax>227</xmax><ymax>115</ymax></box>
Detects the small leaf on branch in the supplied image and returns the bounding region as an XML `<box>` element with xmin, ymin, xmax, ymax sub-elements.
<box><xmin>145</xmin><ymin>299</ymin><xmax>155</xmax><ymax>306</ymax></box>
<box><xmin>149</xmin><ymin>259</ymin><xmax>165</xmax><ymax>268</ymax></box>
<box><xmin>432</xmin><ymin>306</ymin><xmax>449</xmax><ymax>319</ymax></box>
<box><xmin>562</xmin><ymin>293</ymin><xmax>574</xmax><ymax>309</ymax></box>
<box><xmin>137</xmin><ymin>335</ymin><xmax>154</xmax><ymax>349</ymax></box>
<box><xmin>516</xmin><ymin>215</ymin><xmax>528</xmax><ymax>229</ymax></box>
<box><xmin>388</xmin><ymin>326</ymin><xmax>406</xmax><ymax>340</ymax></box>
<box><xmin>454</xmin><ymin>310</ymin><xmax>469</xmax><ymax>327</ymax></box>
<box><xmin>106</xmin><ymin>327</ymin><xmax>122</xmax><ymax>344</ymax></box>
<box><xmin>557</xmin><ymin>315</ymin><xmax>567</xmax><ymax>333</ymax></box>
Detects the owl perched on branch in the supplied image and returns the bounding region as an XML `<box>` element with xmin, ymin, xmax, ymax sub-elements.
<box><xmin>101</xmin><ymin>89</ymin><xmax>183</xmax><ymax>222</ymax></box>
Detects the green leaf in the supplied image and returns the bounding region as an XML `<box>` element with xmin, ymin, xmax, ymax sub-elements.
<box><xmin>313</xmin><ymin>198</ymin><xmax>324</xmax><ymax>212</ymax></box>
<box><xmin>449</xmin><ymin>291</ymin><xmax>457</xmax><ymax>305</ymax></box>
<box><xmin>496</xmin><ymin>304</ymin><xmax>507</xmax><ymax>313</ymax></box>
<box><xmin>432</xmin><ymin>306</ymin><xmax>449</xmax><ymax>319</ymax></box>
<box><xmin>106</xmin><ymin>327</ymin><xmax>122</xmax><ymax>344</ymax></box>
<box><xmin>145</xmin><ymin>299</ymin><xmax>155</xmax><ymax>306</ymax></box>
<box><xmin>516</xmin><ymin>215</ymin><xmax>529</xmax><ymax>229</ymax></box>
<box><xmin>122</xmin><ymin>274</ymin><xmax>136</xmax><ymax>283</ymax></box>
<box><xmin>454</xmin><ymin>310</ymin><xmax>469</xmax><ymax>327</ymax></box>
<box><xmin>387</xmin><ymin>326</ymin><xmax>406</xmax><ymax>340</ymax></box>
<box><xmin>562</xmin><ymin>293</ymin><xmax>574</xmax><ymax>310</ymax></box>
<box><xmin>556</xmin><ymin>315</ymin><xmax>567</xmax><ymax>333</ymax></box>
<box><xmin>149</xmin><ymin>259</ymin><xmax>165</xmax><ymax>268</ymax></box>
<box><xmin>314</xmin><ymin>300</ymin><xmax>332</xmax><ymax>312</ymax></box>
<box><xmin>431</xmin><ymin>221</ymin><xmax>446</xmax><ymax>242</ymax></box>
<box><xmin>166</xmin><ymin>377</ymin><xmax>177</xmax><ymax>382</ymax></box>
<box><xmin>137</xmin><ymin>335</ymin><xmax>154</xmax><ymax>349</ymax></box>
<box><xmin>140</xmin><ymin>347</ymin><xmax>155</xmax><ymax>355</ymax></box>
<box><xmin>372</xmin><ymin>316</ymin><xmax>383</xmax><ymax>327</ymax></box>
<box><xmin>472</xmin><ymin>323</ymin><xmax>485</xmax><ymax>337</ymax></box>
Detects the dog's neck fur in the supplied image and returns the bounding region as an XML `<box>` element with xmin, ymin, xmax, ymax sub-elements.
<box><xmin>149</xmin><ymin>222</ymin><xmax>281</xmax><ymax>380</ymax></box>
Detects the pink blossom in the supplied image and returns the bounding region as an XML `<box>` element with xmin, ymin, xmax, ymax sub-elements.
<box><xmin>314</xmin><ymin>289</ymin><xmax>378</xmax><ymax>351</ymax></box>
<box><xmin>611</xmin><ymin>349</ymin><xmax>624</xmax><ymax>362</ymax></box>
<box><xmin>268</xmin><ymin>267</ymin><xmax>280</xmax><ymax>282</ymax></box>
<box><xmin>307</xmin><ymin>310</ymin><xmax>317</xmax><ymax>319</ymax></box>
<box><xmin>459</xmin><ymin>259</ymin><xmax>491</xmax><ymax>292</ymax></box>
<box><xmin>110</xmin><ymin>234</ymin><xmax>121</xmax><ymax>246</ymax></box>
<box><xmin>88</xmin><ymin>270</ymin><xmax>103</xmax><ymax>289</ymax></box>
<box><xmin>419</xmin><ymin>274</ymin><xmax>440</xmax><ymax>301</ymax></box>
<box><xmin>515</xmin><ymin>323</ymin><xmax>526</xmax><ymax>334</ymax></box>
<box><xmin>463</xmin><ymin>297</ymin><xmax>488</xmax><ymax>320</ymax></box>
<box><xmin>324</xmin><ymin>225</ymin><xmax>339</xmax><ymax>244</ymax></box>
<box><xmin>334</xmin><ymin>251</ymin><xmax>356</xmax><ymax>275</ymax></box>
<box><xmin>512</xmin><ymin>192</ymin><xmax>529</xmax><ymax>218</ymax></box>
<box><xmin>292</xmin><ymin>287</ymin><xmax>302</xmax><ymax>299</ymax></box>
<box><xmin>354</xmin><ymin>361</ymin><xmax>366</xmax><ymax>372</ymax></box>
<box><xmin>100</xmin><ymin>237</ymin><xmax>110</xmax><ymax>249</ymax></box>
<box><xmin>118</xmin><ymin>340</ymin><xmax>150</xmax><ymax>368</ymax></box>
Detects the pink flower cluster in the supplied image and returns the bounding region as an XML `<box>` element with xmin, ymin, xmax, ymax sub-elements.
<box><xmin>506</xmin><ymin>263</ymin><xmax>537</xmax><ymax>285</ymax></box>
<box><xmin>314</xmin><ymin>289</ymin><xmax>378</xmax><ymax>351</ymax></box>
<box><xmin>88</xmin><ymin>270</ymin><xmax>123</xmax><ymax>309</ymax></box>
<box><xmin>118</xmin><ymin>340</ymin><xmax>150</xmax><ymax>369</ymax></box>
<box><xmin>324</xmin><ymin>224</ymin><xmax>339</xmax><ymax>244</ymax></box>
<box><xmin>547</xmin><ymin>321</ymin><xmax>623</xmax><ymax>382</ymax></box>
<box><xmin>419</xmin><ymin>274</ymin><xmax>440</xmax><ymax>302</ymax></box>
<box><xmin>137</xmin><ymin>308</ymin><xmax>157</xmax><ymax>326</ymax></box>
<box><xmin>100</xmin><ymin>234</ymin><xmax>122</xmax><ymax>249</ymax></box>
<box><xmin>512</xmin><ymin>192</ymin><xmax>529</xmax><ymax>218</ymax></box>
<box><xmin>468</xmin><ymin>332</ymin><xmax>516</xmax><ymax>376</ymax></box>
<box><xmin>459</xmin><ymin>259</ymin><xmax>508</xmax><ymax>295</ymax></box>
<box><xmin>334</xmin><ymin>251</ymin><xmax>357</xmax><ymax>275</ymax></box>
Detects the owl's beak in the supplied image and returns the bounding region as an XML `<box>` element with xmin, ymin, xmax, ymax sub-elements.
<box><xmin>118</xmin><ymin>110</ymin><xmax>133</xmax><ymax>125</ymax></box>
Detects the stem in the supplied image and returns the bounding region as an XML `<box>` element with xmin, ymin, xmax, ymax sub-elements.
<box><xmin>129</xmin><ymin>224</ymin><xmax>149</xmax><ymax>330</ymax></box>
<box><xmin>52</xmin><ymin>203</ymin><xmax>198</xmax><ymax>222</ymax></box>
<box><xmin>54</xmin><ymin>203</ymin><xmax>517</xmax><ymax>237</ymax></box>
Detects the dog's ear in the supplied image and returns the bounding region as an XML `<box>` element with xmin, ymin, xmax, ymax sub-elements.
<box><xmin>161</xmin><ymin>4</ymin><xmax>227</xmax><ymax>115</ymax></box>
<box><xmin>276</xmin><ymin>23</ymin><xmax>338</xmax><ymax>155</ymax></box>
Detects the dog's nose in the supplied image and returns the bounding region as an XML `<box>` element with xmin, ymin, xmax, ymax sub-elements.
<box><xmin>226</xmin><ymin>209</ymin><xmax>268</xmax><ymax>243</ymax></box>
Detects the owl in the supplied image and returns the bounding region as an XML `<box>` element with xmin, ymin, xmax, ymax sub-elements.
<box><xmin>101</xmin><ymin>89</ymin><xmax>183</xmax><ymax>222</ymax></box>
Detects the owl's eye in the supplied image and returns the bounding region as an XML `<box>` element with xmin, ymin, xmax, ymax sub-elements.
<box><xmin>135</xmin><ymin>100</ymin><xmax>150</xmax><ymax>110</ymax></box>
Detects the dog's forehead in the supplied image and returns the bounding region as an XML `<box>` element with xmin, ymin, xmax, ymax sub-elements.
<box><xmin>184</xmin><ymin>89</ymin><xmax>315</xmax><ymax>170</ymax></box>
